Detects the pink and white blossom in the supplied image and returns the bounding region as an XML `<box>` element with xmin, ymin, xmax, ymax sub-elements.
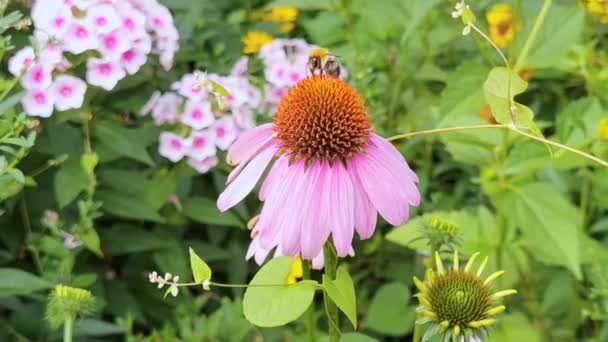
<box><xmin>181</xmin><ymin>100</ymin><xmax>214</xmax><ymax>130</ymax></box>
<box><xmin>86</xmin><ymin>4</ymin><xmax>121</xmax><ymax>34</ymax></box>
<box><xmin>151</xmin><ymin>92</ymin><xmax>182</xmax><ymax>125</ymax></box>
<box><xmin>213</xmin><ymin>117</ymin><xmax>238</xmax><ymax>150</ymax></box>
<box><xmin>187</xmin><ymin>155</ymin><xmax>219</xmax><ymax>174</ymax></box>
<box><xmin>8</xmin><ymin>47</ymin><xmax>35</xmax><ymax>76</ymax></box>
<box><xmin>121</xmin><ymin>48</ymin><xmax>148</xmax><ymax>75</ymax></box>
<box><xmin>98</xmin><ymin>29</ymin><xmax>131</xmax><ymax>60</ymax></box>
<box><xmin>21</xmin><ymin>64</ymin><xmax>53</xmax><ymax>90</ymax></box>
<box><xmin>186</xmin><ymin>131</ymin><xmax>216</xmax><ymax>161</ymax></box>
<box><xmin>63</xmin><ymin>20</ymin><xmax>98</xmax><ymax>54</ymax></box>
<box><xmin>22</xmin><ymin>88</ymin><xmax>56</xmax><ymax>118</ymax></box>
<box><xmin>31</xmin><ymin>2</ymin><xmax>72</xmax><ymax>37</ymax></box>
<box><xmin>51</xmin><ymin>75</ymin><xmax>87</xmax><ymax>111</ymax></box>
<box><xmin>140</xmin><ymin>90</ymin><xmax>161</xmax><ymax>116</ymax></box>
<box><xmin>159</xmin><ymin>132</ymin><xmax>189</xmax><ymax>162</ymax></box>
<box><xmin>86</xmin><ymin>58</ymin><xmax>126</xmax><ymax>90</ymax></box>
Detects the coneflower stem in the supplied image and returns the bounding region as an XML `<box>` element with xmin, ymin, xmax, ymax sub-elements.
<box><xmin>323</xmin><ymin>243</ymin><xmax>340</xmax><ymax>342</ymax></box>
<box><xmin>302</xmin><ymin>260</ymin><xmax>316</xmax><ymax>342</ymax></box>
<box><xmin>63</xmin><ymin>316</ymin><xmax>74</xmax><ymax>342</ymax></box>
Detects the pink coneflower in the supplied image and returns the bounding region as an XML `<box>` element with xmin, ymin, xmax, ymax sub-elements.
<box><xmin>217</xmin><ymin>75</ymin><xmax>420</xmax><ymax>259</ymax></box>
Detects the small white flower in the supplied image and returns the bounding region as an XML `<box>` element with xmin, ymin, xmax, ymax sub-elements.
<box><xmin>452</xmin><ymin>1</ymin><xmax>470</xmax><ymax>19</ymax></box>
<box><xmin>157</xmin><ymin>280</ymin><xmax>165</xmax><ymax>289</ymax></box>
<box><xmin>462</xmin><ymin>25</ymin><xmax>471</xmax><ymax>36</ymax></box>
<box><xmin>172</xmin><ymin>275</ymin><xmax>179</xmax><ymax>283</ymax></box>
<box><xmin>164</xmin><ymin>273</ymin><xmax>172</xmax><ymax>281</ymax></box>
<box><xmin>170</xmin><ymin>284</ymin><xmax>179</xmax><ymax>297</ymax></box>
<box><xmin>202</xmin><ymin>279</ymin><xmax>211</xmax><ymax>291</ymax></box>
<box><xmin>148</xmin><ymin>271</ymin><xmax>158</xmax><ymax>283</ymax></box>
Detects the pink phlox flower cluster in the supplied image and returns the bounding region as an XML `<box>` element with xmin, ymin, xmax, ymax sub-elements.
<box><xmin>10</xmin><ymin>0</ymin><xmax>178</xmax><ymax>117</ymax></box>
<box><xmin>144</xmin><ymin>57</ymin><xmax>260</xmax><ymax>174</ymax></box>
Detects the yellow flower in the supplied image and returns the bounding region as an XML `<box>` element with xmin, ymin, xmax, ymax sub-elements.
<box><xmin>250</xmin><ymin>6</ymin><xmax>298</xmax><ymax>33</ymax></box>
<box><xmin>582</xmin><ymin>0</ymin><xmax>608</xmax><ymax>23</ymax></box>
<box><xmin>242</xmin><ymin>31</ymin><xmax>273</xmax><ymax>54</ymax></box>
<box><xmin>286</xmin><ymin>257</ymin><xmax>304</xmax><ymax>284</ymax></box>
<box><xmin>486</xmin><ymin>4</ymin><xmax>517</xmax><ymax>48</ymax></box>
<box><xmin>598</xmin><ymin>117</ymin><xmax>608</xmax><ymax>140</ymax></box>
<box><xmin>264</xmin><ymin>6</ymin><xmax>298</xmax><ymax>23</ymax></box>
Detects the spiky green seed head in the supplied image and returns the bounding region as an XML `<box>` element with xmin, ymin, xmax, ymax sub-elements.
<box><xmin>413</xmin><ymin>251</ymin><xmax>516</xmax><ymax>342</ymax></box>
<box><xmin>46</xmin><ymin>285</ymin><xmax>96</xmax><ymax>330</ymax></box>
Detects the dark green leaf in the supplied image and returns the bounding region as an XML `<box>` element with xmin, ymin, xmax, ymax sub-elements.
<box><xmin>0</xmin><ymin>268</ymin><xmax>52</xmax><ymax>297</ymax></box>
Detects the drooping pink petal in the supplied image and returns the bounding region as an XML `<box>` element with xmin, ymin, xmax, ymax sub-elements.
<box><xmin>226</xmin><ymin>123</ymin><xmax>275</xmax><ymax>166</ymax></box>
<box><xmin>369</xmin><ymin>134</ymin><xmax>420</xmax><ymax>206</ymax></box>
<box><xmin>277</xmin><ymin>161</ymin><xmax>308</xmax><ymax>255</ymax></box>
<box><xmin>350</xmin><ymin>169</ymin><xmax>377</xmax><ymax>239</ymax></box>
<box><xmin>217</xmin><ymin>146</ymin><xmax>277</xmax><ymax>212</ymax></box>
<box><xmin>300</xmin><ymin>161</ymin><xmax>329</xmax><ymax>259</ymax></box>
<box><xmin>351</xmin><ymin>143</ymin><xmax>416</xmax><ymax>226</ymax></box>
<box><xmin>257</xmin><ymin>157</ymin><xmax>299</xmax><ymax>249</ymax></box>
<box><xmin>329</xmin><ymin>162</ymin><xmax>355</xmax><ymax>257</ymax></box>
<box><xmin>259</xmin><ymin>154</ymin><xmax>289</xmax><ymax>201</ymax></box>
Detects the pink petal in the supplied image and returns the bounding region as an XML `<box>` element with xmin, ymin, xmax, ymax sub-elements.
<box><xmin>277</xmin><ymin>161</ymin><xmax>308</xmax><ymax>255</ymax></box>
<box><xmin>300</xmin><ymin>161</ymin><xmax>330</xmax><ymax>259</ymax></box>
<box><xmin>351</xmin><ymin>170</ymin><xmax>377</xmax><ymax>239</ymax></box>
<box><xmin>226</xmin><ymin>123</ymin><xmax>275</xmax><ymax>166</ymax></box>
<box><xmin>329</xmin><ymin>162</ymin><xmax>355</xmax><ymax>257</ymax></box>
<box><xmin>352</xmin><ymin>140</ymin><xmax>418</xmax><ymax>226</ymax></box>
<box><xmin>217</xmin><ymin>146</ymin><xmax>276</xmax><ymax>211</ymax></box>
<box><xmin>259</xmin><ymin>155</ymin><xmax>289</xmax><ymax>201</ymax></box>
<box><xmin>369</xmin><ymin>134</ymin><xmax>420</xmax><ymax>206</ymax></box>
<box><xmin>226</xmin><ymin>141</ymin><xmax>277</xmax><ymax>185</ymax></box>
<box><xmin>257</xmin><ymin>157</ymin><xmax>300</xmax><ymax>249</ymax></box>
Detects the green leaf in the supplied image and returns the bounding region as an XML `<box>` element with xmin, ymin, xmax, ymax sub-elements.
<box><xmin>0</xmin><ymin>268</ymin><xmax>53</xmax><ymax>297</ymax></box>
<box><xmin>555</xmin><ymin>97</ymin><xmax>604</xmax><ymax>146</ymax></box>
<box><xmin>78</xmin><ymin>226</ymin><xmax>102</xmax><ymax>257</ymax></box>
<box><xmin>210</xmin><ymin>80</ymin><xmax>230</xmax><ymax>97</ymax></box>
<box><xmin>365</xmin><ymin>282</ymin><xmax>415</xmax><ymax>336</ymax></box>
<box><xmin>516</xmin><ymin>2</ymin><xmax>584</xmax><ymax>69</ymax></box>
<box><xmin>54</xmin><ymin>159</ymin><xmax>88</xmax><ymax>208</ymax></box>
<box><xmin>182</xmin><ymin>196</ymin><xmax>243</xmax><ymax>228</ymax></box>
<box><xmin>189</xmin><ymin>247</ymin><xmax>212</xmax><ymax>284</ymax></box>
<box><xmin>243</xmin><ymin>257</ymin><xmax>317</xmax><ymax>327</ymax></box>
<box><xmin>0</xmin><ymin>91</ymin><xmax>24</xmax><ymax>116</ymax></box>
<box><xmin>507</xmin><ymin>183</ymin><xmax>582</xmax><ymax>278</ymax></box>
<box><xmin>483</xmin><ymin>67</ymin><xmax>533</xmax><ymax>126</ymax></box>
<box><xmin>96</xmin><ymin>190</ymin><xmax>165</xmax><ymax>222</ymax></box>
<box><xmin>93</xmin><ymin>122</ymin><xmax>154</xmax><ymax>166</ymax></box>
<box><xmin>490</xmin><ymin>313</ymin><xmax>542</xmax><ymax>342</ymax></box>
<box><xmin>438</xmin><ymin>62</ymin><xmax>500</xmax><ymax>166</ymax></box>
<box><xmin>323</xmin><ymin>266</ymin><xmax>357</xmax><ymax>329</ymax></box>
<box><xmin>100</xmin><ymin>225</ymin><xmax>168</xmax><ymax>255</ymax></box>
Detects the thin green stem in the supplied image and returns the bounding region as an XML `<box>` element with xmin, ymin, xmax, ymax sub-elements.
<box><xmin>387</xmin><ymin>124</ymin><xmax>608</xmax><ymax>169</ymax></box>
<box><xmin>323</xmin><ymin>243</ymin><xmax>340</xmax><ymax>342</ymax></box>
<box><xmin>470</xmin><ymin>24</ymin><xmax>510</xmax><ymax>69</ymax></box>
<box><xmin>514</xmin><ymin>0</ymin><xmax>552</xmax><ymax>72</ymax></box>
<box><xmin>63</xmin><ymin>316</ymin><xmax>74</xmax><ymax>342</ymax></box>
<box><xmin>303</xmin><ymin>260</ymin><xmax>316</xmax><ymax>342</ymax></box>
<box><xmin>512</xmin><ymin>128</ymin><xmax>608</xmax><ymax>168</ymax></box>
<box><xmin>580</xmin><ymin>171</ymin><xmax>591</xmax><ymax>231</ymax></box>
<box><xmin>387</xmin><ymin>124</ymin><xmax>505</xmax><ymax>141</ymax></box>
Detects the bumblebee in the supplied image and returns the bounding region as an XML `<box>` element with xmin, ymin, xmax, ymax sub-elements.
<box><xmin>307</xmin><ymin>48</ymin><xmax>341</xmax><ymax>78</ymax></box>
